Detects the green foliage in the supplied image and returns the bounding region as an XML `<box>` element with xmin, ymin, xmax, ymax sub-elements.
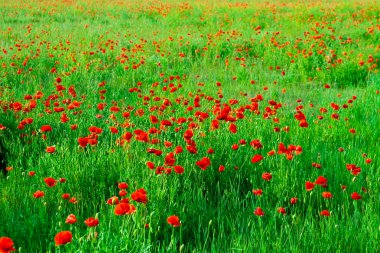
<box><xmin>0</xmin><ymin>0</ymin><xmax>379</xmax><ymax>252</ymax></box>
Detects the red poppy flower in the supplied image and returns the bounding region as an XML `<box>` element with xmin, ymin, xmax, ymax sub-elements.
<box><xmin>183</xmin><ymin>129</ymin><xmax>193</xmax><ymax>140</ymax></box>
<box><xmin>331</xmin><ymin>113</ymin><xmax>339</xmax><ymax>120</ymax></box>
<box><xmin>252</xmin><ymin>189</ymin><xmax>263</xmax><ymax>196</ymax></box>
<box><xmin>146</xmin><ymin>161</ymin><xmax>155</xmax><ymax>170</ymax></box>
<box><xmin>174</xmin><ymin>165</ymin><xmax>184</xmax><ymax>174</ymax></box>
<box><xmin>69</xmin><ymin>197</ymin><xmax>78</xmax><ymax>204</ymax></box>
<box><xmin>120</xmin><ymin>198</ymin><xmax>130</xmax><ymax>204</ymax></box>
<box><xmin>89</xmin><ymin>126</ymin><xmax>103</xmax><ymax>134</ymax></box>
<box><xmin>277</xmin><ymin>207</ymin><xmax>286</xmax><ymax>215</ymax></box>
<box><xmin>54</xmin><ymin>231</ymin><xmax>72</xmax><ymax>246</ymax></box>
<box><xmin>305</xmin><ymin>181</ymin><xmax>315</xmax><ymax>191</ymax></box>
<box><xmin>262</xmin><ymin>172</ymin><xmax>272</xmax><ymax>181</ymax></box>
<box><xmin>254</xmin><ymin>207</ymin><xmax>264</xmax><ymax>216</ymax></box>
<box><xmin>164</xmin><ymin>141</ymin><xmax>172</xmax><ymax>148</ymax></box>
<box><xmin>44</xmin><ymin>177</ymin><xmax>57</xmax><ymax>187</ymax></box>
<box><xmin>84</xmin><ymin>217</ymin><xmax>99</xmax><ymax>227</ymax></box>
<box><xmin>65</xmin><ymin>214</ymin><xmax>77</xmax><ymax>224</ymax></box>
<box><xmin>109</xmin><ymin>126</ymin><xmax>118</xmax><ymax>134</ymax></box>
<box><xmin>149</xmin><ymin>115</ymin><xmax>159</xmax><ymax>124</ymax></box>
<box><xmin>161</xmin><ymin>120</ymin><xmax>172</xmax><ymax>127</ymax></box>
<box><xmin>78</xmin><ymin>137</ymin><xmax>89</xmax><ymax>148</ymax></box>
<box><xmin>211</xmin><ymin>119</ymin><xmax>219</xmax><ymax>130</ymax></box>
<box><xmin>186</xmin><ymin>145</ymin><xmax>198</xmax><ymax>154</ymax></box>
<box><xmin>119</xmin><ymin>190</ymin><xmax>127</xmax><ymax>197</ymax></box>
<box><xmin>239</xmin><ymin>139</ymin><xmax>247</xmax><ymax>145</ymax></box>
<box><xmin>320</xmin><ymin>210</ymin><xmax>330</xmax><ymax>217</ymax></box>
<box><xmin>351</xmin><ymin>192</ymin><xmax>362</xmax><ymax>200</ymax></box>
<box><xmin>40</xmin><ymin>125</ymin><xmax>52</xmax><ymax>132</ymax></box>
<box><xmin>322</xmin><ymin>192</ymin><xmax>333</xmax><ymax>199</ymax></box>
<box><xmin>62</xmin><ymin>193</ymin><xmax>70</xmax><ymax>199</ymax></box>
<box><xmin>229</xmin><ymin>123</ymin><xmax>237</xmax><ymax>133</ymax></box>
<box><xmin>174</xmin><ymin>146</ymin><xmax>183</xmax><ymax>154</ymax></box>
<box><xmin>114</xmin><ymin>203</ymin><xmax>136</xmax><ymax>215</ymax></box>
<box><xmin>118</xmin><ymin>182</ymin><xmax>128</xmax><ymax>189</ymax></box>
<box><xmin>0</xmin><ymin>237</ymin><xmax>15</xmax><ymax>252</ymax></box>
<box><xmin>167</xmin><ymin>215</ymin><xmax>181</xmax><ymax>227</ymax></box>
<box><xmin>346</xmin><ymin>164</ymin><xmax>361</xmax><ymax>176</ymax></box>
<box><xmin>231</xmin><ymin>144</ymin><xmax>239</xmax><ymax>150</ymax></box>
<box><xmin>251</xmin><ymin>154</ymin><xmax>263</xmax><ymax>163</ymax></box>
<box><xmin>33</xmin><ymin>190</ymin><xmax>44</xmax><ymax>198</ymax></box>
<box><xmin>164</xmin><ymin>152</ymin><xmax>176</xmax><ymax>166</ymax></box>
<box><xmin>107</xmin><ymin>196</ymin><xmax>119</xmax><ymax>205</ymax></box>
<box><xmin>196</xmin><ymin>157</ymin><xmax>211</xmax><ymax>170</ymax></box>
<box><xmin>250</xmin><ymin>139</ymin><xmax>263</xmax><ymax>149</ymax></box>
<box><xmin>46</xmin><ymin>146</ymin><xmax>56</xmax><ymax>153</ymax></box>
<box><xmin>131</xmin><ymin>188</ymin><xmax>148</xmax><ymax>204</ymax></box>
<box><xmin>290</xmin><ymin>197</ymin><xmax>298</xmax><ymax>204</ymax></box>
<box><xmin>315</xmin><ymin>176</ymin><xmax>328</xmax><ymax>187</ymax></box>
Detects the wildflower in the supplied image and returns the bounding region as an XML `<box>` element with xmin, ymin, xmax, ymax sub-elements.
<box><xmin>65</xmin><ymin>214</ymin><xmax>77</xmax><ymax>224</ymax></box>
<box><xmin>167</xmin><ymin>215</ymin><xmax>181</xmax><ymax>227</ymax></box>
<box><xmin>254</xmin><ymin>207</ymin><xmax>264</xmax><ymax>216</ymax></box>
<box><xmin>40</xmin><ymin>125</ymin><xmax>52</xmax><ymax>132</ymax></box>
<box><xmin>262</xmin><ymin>172</ymin><xmax>272</xmax><ymax>181</ymax></box>
<box><xmin>119</xmin><ymin>190</ymin><xmax>127</xmax><ymax>197</ymax></box>
<box><xmin>277</xmin><ymin>207</ymin><xmax>286</xmax><ymax>215</ymax></box>
<box><xmin>44</xmin><ymin>177</ymin><xmax>57</xmax><ymax>187</ymax></box>
<box><xmin>114</xmin><ymin>203</ymin><xmax>136</xmax><ymax>215</ymax></box>
<box><xmin>146</xmin><ymin>161</ymin><xmax>155</xmax><ymax>169</ymax></box>
<box><xmin>84</xmin><ymin>217</ymin><xmax>99</xmax><ymax>227</ymax></box>
<box><xmin>131</xmin><ymin>188</ymin><xmax>148</xmax><ymax>204</ymax></box>
<box><xmin>305</xmin><ymin>181</ymin><xmax>315</xmax><ymax>191</ymax></box>
<box><xmin>320</xmin><ymin>210</ymin><xmax>330</xmax><ymax>217</ymax></box>
<box><xmin>196</xmin><ymin>157</ymin><xmax>211</xmax><ymax>170</ymax></box>
<box><xmin>351</xmin><ymin>192</ymin><xmax>362</xmax><ymax>200</ymax></box>
<box><xmin>164</xmin><ymin>152</ymin><xmax>176</xmax><ymax>166</ymax></box>
<box><xmin>106</xmin><ymin>196</ymin><xmax>119</xmax><ymax>205</ymax></box>
<box><xmin>229</xmin><ymin>123</ymin><xmax>237</xmax><ymax>133</ymax></box>
<box><xmin>62</xmin><ymin>193</ymin><xmax>70</xmax><ymax>199</ymax></box>
<box><xmin>315</xmin><ymin>176</ymin><xmax>328</xmax><ymax>187</ymax></box>
<box><xmin>54</xmin><ymin>231</ymin><xmax>72</xmax><ymax>246</ymax></box>
<box><xmin>250</xmin><ymin>139</ymin><xmax>263</xmax><ymax>149</ymax></box>
<box><xmin>46</xmin><ymin>146</ymin><xmax>56</xmax><ymax>153</ymax></box>
<box><xmin>174</xmin><ymin>165</ymin><xmax>184</xmax><ymax>174</ymax></box>
<box><xmin>252</xmin><ymin>189</ymin><xmax>263</xmax><ymax>196</ymax></box>
<box><xmin>251</xmin><ymin>154</ymin><xmax>263</xmax><ymax>163</ymax></box>
<box><xmin>33</xmin><ymin>190</ymin><xmax>45</xmax><ymax>198</ymax></box>
<box><xmin>69</xmin><ymin>197</ymin><xmax>78</xmax><ymax>204</ymax></box>
<box><xmin>322</xmin><ymin>192</ymin><xmax>333</xmax><ymax>199</ymax></box>
<box><xmin>118</xmin><ymin>182</ymin><xmax>128</xmax><ymax>189</ymax></box>
<box><xmin>0</xmin><ymin>237</ymin><xmax>15</xmax><ymax>252</ymax></box>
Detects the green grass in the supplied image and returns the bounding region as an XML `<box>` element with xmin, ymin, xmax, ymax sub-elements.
<box><xmin>0</xmin><ymin>0</ymin><xmax>379</xmax><ymax>252</ymax></box>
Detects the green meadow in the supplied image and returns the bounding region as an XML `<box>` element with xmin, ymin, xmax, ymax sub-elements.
<box><xmin>0</xmin><ymin>0</ymin><xmax>379</xmax><ymax>252</ymax></box>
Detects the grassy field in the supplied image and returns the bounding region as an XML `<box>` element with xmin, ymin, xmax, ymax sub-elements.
<box><xmin>0</xmin><ymin>0</ymin><xmax>379</xmax><ymax>252</ymax></box>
